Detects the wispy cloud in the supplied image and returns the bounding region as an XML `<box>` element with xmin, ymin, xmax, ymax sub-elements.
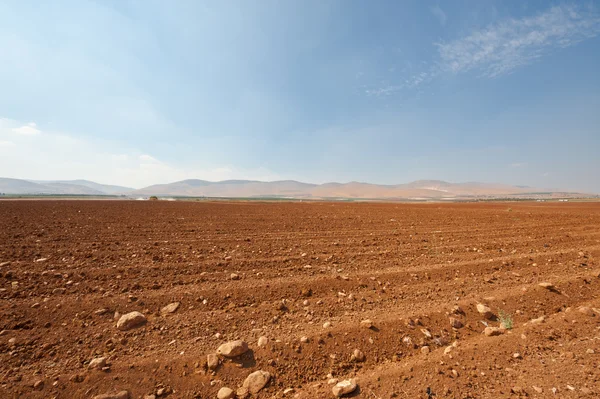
<box><xmin>436</xmin><ymin>4</ymin><xmax>600</xmax><ymax>78</ymax></box>
<box><xmin>367</xmin><ymin>4</ymin><xmax>600</xmax><ymax>96</ymax></box>
<box><xmin>430</xmin><ymin>5</ymin><xmax>447</xmax><ymax>26</ymax></box>
<box><xmin>510</xmin><ymin>162</ymin><xmax>527</xmax><ymax>168</ymax></box>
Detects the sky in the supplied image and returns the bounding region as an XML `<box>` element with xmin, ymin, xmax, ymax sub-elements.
<box><xmin>1</xmin><ymin>0</ymin><xmax>599</xmax><ymax>192</ymax></box>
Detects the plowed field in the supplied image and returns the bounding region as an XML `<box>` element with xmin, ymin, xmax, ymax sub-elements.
<box><xmin>1</xmin><ymin>200</ymin><xmax>599</xmax><ymax>398</ymax></box>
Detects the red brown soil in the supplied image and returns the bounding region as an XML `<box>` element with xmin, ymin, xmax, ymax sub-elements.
<box><xmin>1</xmin><ymin>200</ymin><xmax>599</xmax><ymax>399</ymax></box>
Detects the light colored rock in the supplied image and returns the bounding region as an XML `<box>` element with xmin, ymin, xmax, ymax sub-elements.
<box><xmin>217</xmin><ymin>340</ymin><xmax>249</xmax><ymax>358</ymax></box>
<box><xmin>230</xmin><ymin>273</ymin><xmax>240</xmax><ymax>280</ymax></box>
<box><xmin>421</xmin><ymin>346</ymin><xmax>430</xmax><ymax>354</ymax></box>
<box><xmin>351</xmin><ymin>349</ymin><xmax>365</xmax><ymax>362</ymax></box>
<box><xmin>88</xmin><ymin>357</ymin><xmax>107</xmax><ymax>369</ymax></box>
<box><xmin>332</xmin><ymin>379</ymin><xmax>357</xmax><ymax>397</ymax></box>
<box><xmin>539</xmin><ymin>282</ymin><xmax>555</xmax><ymax>290</ymax></box>
<box><xmin>207</xmin><ymin>353</ymin><xmax>219</xmax><ymax>370</ymax></box>
<box><xmin>484</xmin><ymin>327</ymin><xmax>504</xmax><ymax>337</ymax></box>
<box><xmin>243</xmin><ymin>370</ymin><xmax>271</xmax><ymax>394</ymax></box>
<box><xmin>236</xmin><ymin>387</ymin><xmax>249</xmax><ymax>399</ymax></box>
<box><xmin>283</xmin><ymin>388</ymin><xmax>295</xmax><ymax>395</ymax></box>
<box><xmin>578</xmin><ymin>306</ymin><xmax>595</xmax><ymax>317</ymax></box>
<box><xmin>360</xmin><ymin>319</ymin><xmax>374</xmax><ymax>329</ymax></box>
<box><xmin>300</xmin><ymin>336</ymin><xmax>309</xmax><ymax>343</ymax></box>
<box><xmin>160</xmin><ymin>302</ymin><xmax>180</xmax><ymax>315</ymax></box>
<box><xmin>217</xmin><ymin>387</ymin><xmax>235</xmax><ymax>399</ymax></box>
<box><xmin>93</xmin><ymin>391</ymin><xmax>130</xmax><ymax>399</ymax></box>
<box><xmin>529</xmin><ymin>315</ymin><xmax>546</xmax><ymax>324</ymax></box>
<box><xmin>476</xmin><ymin>303</ymin><xmax>494</xmax><ymax>320</ymax></box>
<box><xmin>323</xmin><ymin>321</ymin><xmax>332</xmax><ymax>329</ymax></box>
<box><xmin>116</xmin><ymin>311</ymin><xmax>146</xmax><ymax>331</ymax></box>
<box><xmin>257</xmin><ymin>336</ymin><xmax>268</xmax><ymax>347</ymax></box>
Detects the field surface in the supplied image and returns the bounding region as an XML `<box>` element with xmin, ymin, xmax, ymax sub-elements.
<box><xmin>1</xmin><ymin>200</ymin><xmax>599</xmax><ymax>399</ymax></box>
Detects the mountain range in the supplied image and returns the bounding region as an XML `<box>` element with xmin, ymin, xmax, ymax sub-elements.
<box><xmin>0</xmin><ymin>177</ymin><xmax>593</xmax><ymax>200</ymax></box>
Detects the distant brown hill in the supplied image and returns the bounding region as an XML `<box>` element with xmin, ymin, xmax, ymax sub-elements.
<box><xmin>132</xmin><ymin>179</ymin><xmax>585</xmax><ymax>199</ymax></box>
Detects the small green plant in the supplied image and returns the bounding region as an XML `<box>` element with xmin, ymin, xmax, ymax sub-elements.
<box><xmin>498</xmin><ymin>309</ymin><xmax>513</xmax><ymax>330</ymax></box>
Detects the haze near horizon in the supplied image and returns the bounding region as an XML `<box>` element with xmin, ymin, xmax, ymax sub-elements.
<box><xmin>1</xmin><ymin>1</ymin><xmax>599</xmax><ymax>192</ymax></box>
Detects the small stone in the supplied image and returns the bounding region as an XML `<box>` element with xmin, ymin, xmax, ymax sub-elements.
<box><xmin>351</xmin><ymin>349</ymin><xmax>365</xmax><ymax>362</ymax></box>
<box><xmin>207</xmin><ymin>353</ymin><xmax>219</xmax><ymax>370</ymax></box>
<box><xmin>532</xmin><ymin>386</ymin><xmax>543</xmax><ymax>393</ymax></box>
<box><xmin>242</xmin><ymin>370</ymin><xmax>271</xmax><ymax>394</ymax></box>
<box><xmin>116</xmin><ymin>311</ymin><xmax>147</xmax><ymax>331</ymax></box>
<box><xmin>421</xmin><ymin>346</ymin><xmax>430</xmax><ymax>354</ymax></box>
<box><xmin>513</xmin><ymin>353</ymin><xmax>522</xmax><ymax>359</ymax></box>
<box><xmin>217</xmin><ymin>340</ymin><xmax>249</xmax><ymax>358</ymax></box>
<box><xmin>93</xmin><ymin>391</ymin><xmax>130</xmax><ymax>399</ymax></box>
<box><xmin>160</xmin><ymin>302</ymin><xmax>180</xmax><ymax>315</ymax></box>
<box><xmin>323</xmin><ymin>322</ymin><xmax>332</xmax><ymax>329</ymax></box>
<box><xmin>236</xmin><ymin>387</ymin><xmax>249</xmax><ymax>399</ymax></box>
<box><xmin>217</xmin><ymin>387</ymin><xmax>235</xmax><ymax>399</ymax></box>
<box><xmin>360</xmin><ymin>319</ymin><xmax>374</xmax><ymax>329</ymax></box>
<box><xmin>449</xmin><ymin>317</ymin><xmax>463</xmax><ymax>329</ymax></box>
<box><xmin>95</xmin><ymin>308</ymin><xmax>109</xmax><ymax>315</ymax></box>
<box><xmin>33</xmin><ymin>380</ymin><xmax>44</xmax><ymax>390</ymax></box>
<box><xmin>283</xmin><ymin>387</ymin><xmax>295</xmax><ymax>395</ymax></box>
<box><xmin>300</xmin><ymin>336</ymin><xmax>309</xmax><ymax>343</ymax></box>
<box><xmin>529</xmin><ymin>315</ymin><xmax>546</xmax><ymax>324</ymax></box>
<box><xmin>578</xmin><ymin>306</ymin><xmax>595</xmax><ymax>317</ymax></box>
<box><xmin>332</xmin><ymin>379</ymin><xmax>357</xmax><ymax>397</ymax></box>
<box><xmin>539</xmin><ymin>282</ymin><xmax>555</xmax><ymax>290</ymax></box>
<box><xmin>89</xmin><ymin>357</ymin><xmax>107</xmax><ymax>369</ymax></box>
<box><xmin>476</xmin><ymin>303</ymin><xmax>494</xmax><ymax>320</ymax></box>
<box><xmin>230</xmin><ymin>273</ymin><xmax>240</xmax><ymax>280</ymax></box>
<box><xmin>257</xmin><ymin>336</ymin><xmax>268</xmax><ymax>347</ymax></box>
<box><xmin>484</xmin><ymin>327</ymin><xmax>504</xmax><ymax>337</ymax></box>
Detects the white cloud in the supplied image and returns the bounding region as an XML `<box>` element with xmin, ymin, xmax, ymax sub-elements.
<box><xmin>12</xmin><ymin>122</ymin><xmax>41</xmax><ymax>135</ymax></box>
<box><xmin>0</xmin><ymin>117</ymin><xmax>282</xmax><ymax>188</ymax></box>
<box><xmin>430</xmin><ymin>5</ymin><xmax>447</xmax><ymax>26</ymax></box>
<box><xmin>436</xmin><ymin>4</ymin><xmax>600</xmax><ymax>78</ymax></box>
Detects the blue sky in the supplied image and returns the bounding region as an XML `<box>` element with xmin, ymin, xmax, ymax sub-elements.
<box><xmin>1</xmin><ymin>0</ymin><xmax>599</xmax><ymax>191</ymax></box>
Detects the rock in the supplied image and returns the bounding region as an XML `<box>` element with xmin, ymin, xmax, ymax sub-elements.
<box><xmin>242</xmin><ymin>370</ymin><xmax>271</xmax><ymax>394</ymax></box>
<box><xmin>93</xmin><ymin>391</ymin><xmax>130</xmax><ymax>399</ymax></box>
<box><xmin>95</xmin><ymin>308</ymin><xmax>109</xmax><ymax>315</ymax></box>
<box><xmin>160</xmin><ymin>302</ymin><xmax>180</xmax><ymax>315</ymax></box>
<box><xmin>300</xmin><ymin>336</ymin><xmax>309</xmax><ymax>343</ymax></box>
<box><xmin>476</xmin><ymin>303</ymin><xmax>494</xmax><ymax>320</ymax></box>
<box><xmin>230</xmin><ymin>273</ymin><xmax>240</xmax><ymax>280</ymax></box>
<box><xmin>217</xmin><ymin>387</ymin><xmax>235</xmax><ymax>399</ymax></box>
<box><xmin>207</xmin><ymin>353</ymin><xmax>219</xmax><ymax>370</ymax></box>
<box><xmin>236</xmin><ymin>387</ymin><xmax>249</xmax><ymax>399</ymax></box>
<box><xmin>532</xmin><ymin>386</ymin><xmax>543</xmax><ymax>393</ymax></box>
<box><xmin>351</xmin><ymin>349</ymin><xmax>365</xmax><ymax>362</ymax></box>
<box><xmin>301</xmin><ymin>288</ymin><xmax>312</xmax><ymax>297</ymax></box>
<box><xmin>33</xmin><ymin>380</ymin><xmax>44</xmax><ymax>390</ymax></box>
<box><xmin>257</xmin><ymin>336</ymin><xmax>268</xmax><ymax>347</ymax></box>
<box><xmin>116</xmin><ymin>311</ymin><xmax>147</xmax><ymax>331</ymax></box>
<box><xmin>513</xmin><ymin>353</ymin><xmax>522</xmax><ymax>359</ymax></box>
<box><xmin>360</xmin><ymin>319</ymin><xmax>374</xmax><ymax>329</ymax></box>
<box><xmin>88</xmin><ymin>357</ymin><xmax>107</xmax><ymax>369</ymax></box>
<box><xmin>484</xmin><ymin>327</ymin><xmax>504</xmax><ymax>336</ymax></box>
<box><xmin>529</xmin><ymin>315</ymin><xmax>546</xmax><ymax>324</ymax></box>
<box><xmin>217</xmin><ymin>340</ymin><xmax>249</xmax><ymax>358</ymax></box>
<box><xmin>578</xmin><ymin>306</ymin><xmax>595</xmax><ymax>317</ymax></box>
<box><xmin>35</xmin><ymin>258</ymin><xmax>48</xmax><ymax>262</ymax></box>
<box><xmin>283</xmin><ymin>388</ymin><xmax>295</xmax><ymax>395</ymax></box>
<box><xmin>538</xmin><ymin>282</ymin><xmax>556</xmax><ymax>291</ymax></box>
<box><xmin>421</xmin><ymin>346</ymin><xmax>430</xmax><ymax>354</ymax></box>
<box><xmin>449</xmin><ymin>317</ymin><xmax>463</xmax><ymax>329</ymax></box>
<box><xmin>323</xmin><ymin>321</ymin><xmax>332</xmax><ymax>329</ymax></box>
<box><xmin>332</xmin><ymin>379</ymin><xmax>357</xmax><ymax>397</ymax></box>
